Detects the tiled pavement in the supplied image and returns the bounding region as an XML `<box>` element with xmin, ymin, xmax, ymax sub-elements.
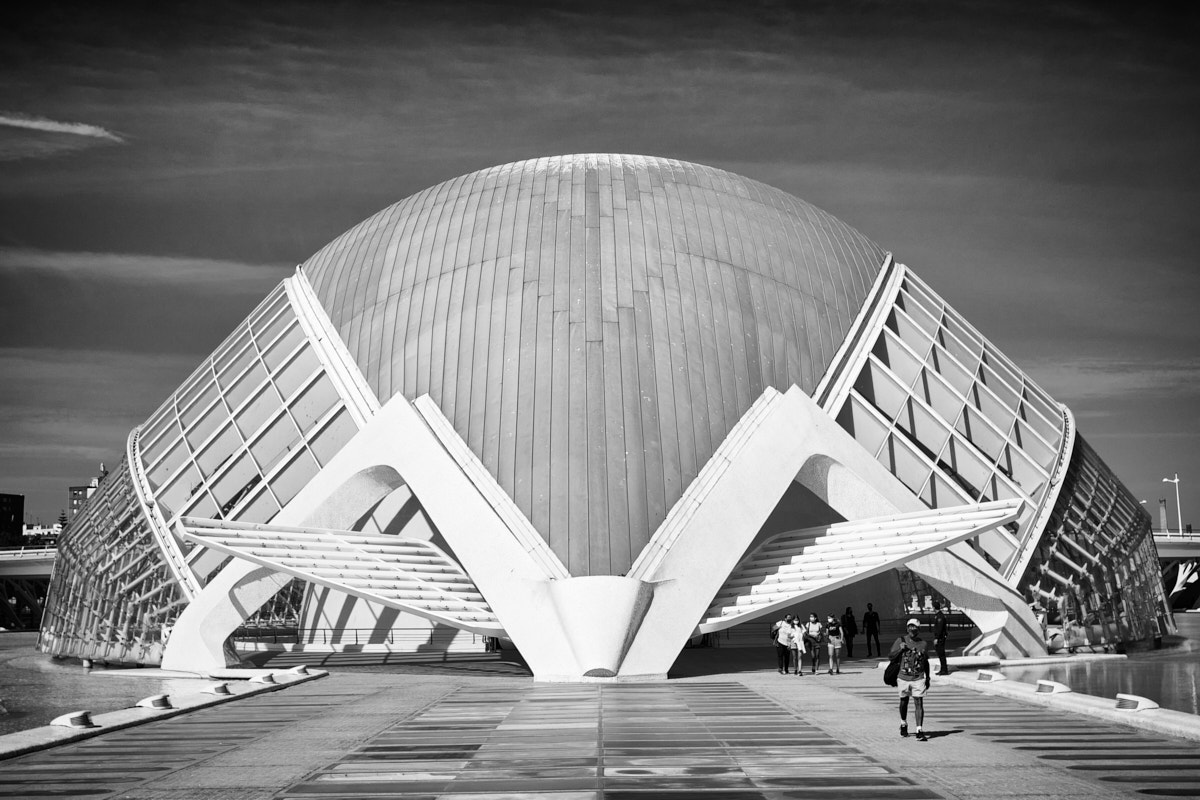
<box><xmin>281</xmin><ymin>682</ymin><xmax>938</xmax><ymax>799</ymax></box>
<box><xmin>2</xmin><ymin>649</ymin><xmax>1199</xmax><ymax>799</ymax></box>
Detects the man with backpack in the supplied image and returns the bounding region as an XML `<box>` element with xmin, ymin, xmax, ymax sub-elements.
<box><xmin>889</xmin><ymin>618</ymin><xmax>931</xmax><ymax>741</ymax></box>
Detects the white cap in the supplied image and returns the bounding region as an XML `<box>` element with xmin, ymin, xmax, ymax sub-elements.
<box><xmin>906</xmin><ymin>618</ymin><xmax>921</xmax><ymax>628</ymax></box>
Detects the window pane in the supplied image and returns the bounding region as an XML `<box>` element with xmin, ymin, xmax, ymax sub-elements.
<box><xmin>234</xmin><ymin>487</ymin><xmax>280</xmax><ymax>524</ymax></box>
<box><xmin>177</xmin><ymin>365</ymin><xmax>216</xmax><ymax>413</ymax></box>
<box><xmin>213</xmin><ymin>327</ymin><xmax>252</xmax><ymax>377</ymax></box>
<box><xmin>211</xmin><ymin>453</ymin><xmax>261</xmax><ymax>515</ymax></box>
<box><xmin>251</xmin><ymin>413</ymin><xmax>301</xmax><ymax>475</ymax></box>
<box><xmin>147</xmin><ymin>437</ymin><xmax>188</xmax><ymax>490</ymax></box>
<box><xmin>289</xmin><ymin>375</ymin><xmax>338</xmax><ymax>433</ymax></box>
<box><xmin>270</xmin><ymin>449</ymin><xmax>319</xmax><ymax>507</ymax></box>
<box><xmin>155</xmin><ymin>462</ymin><xmax>202</xmax><ymax>518</ymax></box>
<box><xmin>265</xmin><ymin>325</ymin><xmax>307</xmax><ymax>374</ymax></box>
<box><xmin>255</xmin><ymin>310</ymin><xmax>294</xmax><ymax>352</ymax></box>
<box><xmin>216</xmin><ymin>342</ymin><xmax>256</xmax><ymax>390</ymax></box>
<box><xmin>310</xmin><ymin>408</ymin><xmax>358</xmax><ymax>466</ymax></box>
<box><xmin>225</xmin><ymin>360</ymin><xmax>267</xmax><ymax>412</ymax></box>
<box><xmin>185</xmin><ymin>396</ymin><xmax>228</xmax><ymax>450</ymax></box>
<box><xmin>141</xmin><ymin>422</ymin><xmax>181</xmax><ymax>472</ymax></box>
<box><xmin>236</xmin><ymin>384</ymin><xmax>281</xmax><ymax>438</ymax></box>
<box><xmin>180</xmin><ymin>490</ymin><xmax>219</xmax><ymax>520</ymax></box>
<box><xmin>250</xmin><ymin>290</ymin><xmax>288</xmax><ymax>334</ymax></box>
<box><xmin>196</xmin><ymin>423</ymin><xmax>241</xmax><ymax>478</ymax></box>
<box><xmin>274</xmin><ymin>347</ymin><xmax>319</xmax><ymax>400</ymax></box>
<box><xmin>179</xmin><ymin>381</ymin><xmax>219</xmax><ymax>429</ymax></box>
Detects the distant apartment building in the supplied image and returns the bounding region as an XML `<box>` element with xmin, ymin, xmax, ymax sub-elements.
<box><xmin>67</xmin><ymin>463</ymin><xmax>109</xmax><ymax>524</ymax></box>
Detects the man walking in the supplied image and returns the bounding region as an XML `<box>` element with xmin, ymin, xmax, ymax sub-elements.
<box><xmin>840</xmin><ymin>607</ymin><xmax>858</xmax><ymax>658</ymax></box>
<box><xmin>890</xmin><ymin>618</ymin><xmax>930</xmax><ymax>741</ymax></box>
<box><xmin>932</xmin><ymin>602</ymin><xmax>950</xmax><ymax>675</ymax></box>
<box><xmin>771</xmin><ymin>614</ymin><xmax>795</xmax><ymax>674</ymax></box>
<box><xmin>863</xmin><ymin>603</ymin><xmax>881</xmax><ymax>657</ymax></box>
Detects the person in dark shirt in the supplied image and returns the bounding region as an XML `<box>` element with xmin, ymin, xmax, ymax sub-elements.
<box><xmin>889</xmin><ymin>618</ymin><xmax>930</xmax><ymax>741</ymax></box>
<box><xmin>840</xmin><ymin>607</ymin><xmax>858</xmax><ymax>658</ymax></box>
<box><xmin>863</xmin><ymin>603</ymin><xmax>881</xmax><ymax>657</ymax></box>
<box><xmin>932</xmin><ymin>602</ymin><xmax>950</xmax><ymax>675</ymax></box>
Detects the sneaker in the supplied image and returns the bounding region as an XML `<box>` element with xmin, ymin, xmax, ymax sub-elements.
<box><xmin>916</xmin><ymin>729</ymin><xmax>928</xmax><ymax>742</ymax></box>
<box><xmin>937</xmin><ymin>670</ymin><xmax>951</xmax><ymax>676</ymax></box>
<box><xmin>827</xmin><ymin>669</ymin><xmax>834</xmax><ymax>675</ymax></box>
<box><xmin>900</xmin><ymin>723</ymin><xmax>908</xmax><ymax>738</ymax></box>
<box><xmin>835</xmin><ymin>669</ymin><xmax>841</xmax><ymax>674</ymax></box>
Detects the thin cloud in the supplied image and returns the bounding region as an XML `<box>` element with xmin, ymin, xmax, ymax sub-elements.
<box><xmin>1027</xmin><ymin>358</ymin><xmax>1200</xmax><ymax>401</ymax></box>
<box><xmin>0</xmin><ymin>247</ymin><xmax>292</xmax><ymax>293</ymax></box>
<box><xmin>0</xmin><ymin>113</ymin><xmax>124</xmax><ymax>143</ymax></box>
<box><xmin>0</xmin><ymin>113</ymin><xmax>125</xmax><ymax>161</ymax></box>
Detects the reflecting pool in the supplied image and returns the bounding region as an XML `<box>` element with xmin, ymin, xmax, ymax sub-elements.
<box><xmin>1000</xmin><ymin>613</ymin><xmax>1200</xmax><ymax>715</ymax></box>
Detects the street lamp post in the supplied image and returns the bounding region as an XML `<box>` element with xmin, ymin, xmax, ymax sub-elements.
<box><xmin>1162</xmin><ymin>474</ymin><xmax>1183</xmax><ymax>537</ymax></box>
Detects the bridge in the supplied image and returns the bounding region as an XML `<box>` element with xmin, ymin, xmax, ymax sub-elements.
<box><xmin>1155</xmin><ymin>530</ymin><xmax>1200</xmax><ymax>612</ymax></box>
<box><xmin>0</xmin><ymin>546</ymin><xmax>55</xmax><ymax>630</ymax></box>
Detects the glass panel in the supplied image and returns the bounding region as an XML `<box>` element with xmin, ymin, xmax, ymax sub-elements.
<box><xmin>236</xmin><ymin>384</ymin><xmax>282</xmax><ymax>438</ymax></box>
<box><xmin>264</xmin><ymin>324</ymin><xmax>306</xmax><ymax>373</ymax></box>
<box><xmin>185</xmin><ymin>398</ymin><xmax>228</xmax><ymax>449</ymax></box>
<box><xmin>225</xmin><ymin>361</ymin><xmax>267</xmax><ymax>412</ymax></box>
<box><xmin>310</xmin><ymin>408</ymin><xmax>358</xmax><ymax>466</ymax></box>
<box><xmin>250</xmin><ymin>289</ymin><xmax>288</xmax><ymax>334</ymax></box>
<box><xmin>147</xmin><ymin>437</ymin><xmax>188</xmax><ymax>490</ymax></box>
<box><xmin>289</xmin><ymin>375</ymin><xmax>339</xmax><ymax>433</ymax></box>
<box><xmin>139</xmin><ymin>408</ymin><xmax>177</xmax><ymax>457</ymax></box>
<box><xmin>180</xmin><ymin>490</ymin><xmax>219</xmax><ymax>520</ymax></box>
<box><xmin>274</xmin><ymin>347</ymin><xmax>320</xmax><ymax>400</ymax></box>
<box><xmin>216</xmin><ymin>342</ymin><xmax>256</xmax><ymax>390</ymax></box>
<box><xmin>155</xmin><ymin>462</ymin><xmax>203</xmax><ymax>518</ymax></box>
<box><xmin>141</xmin><ymin>423</ymin><xmax>181</xmax><ymax>471</ymax></box>
<box><xmin>177</xmin><ymin>365</ymin><xmax>216</xmax><ymax>413</ymax></box>
<box><xmin>234</xmin><ymin>486</ymin><xmax>280</xmax><ymax>524</ymax></box>
<box><xmin>213</xmin><ymin>327</ymin><xmax>252</xmax><ymax>377</ymax></box>
<box><xmin>179</xmin><ymin>380</ymin><xmax>219</xmax><ymax>430</ymax></box>
<box><xmin>251</xmin><ymin>413</ymin><xmax>301</xmax><ymax>475</ymax></box>
<box><xmin>270</xmin><ymin>449</ymin><xmax>319</xmax><ymax>507</ymax></box>
<box><xmin>196</xmin><ymin>423</ymin><xmax>241</xmax><ymax>478</ymax></box>
<box><xmin>211</xmin><ymin>453</ymin><xmax>261</xmax><ymax>515</ymax></box>
<box><xmin>255</xmin><ymin>308</ymin><xmax>294</xmax><ymax>352</ymax></box>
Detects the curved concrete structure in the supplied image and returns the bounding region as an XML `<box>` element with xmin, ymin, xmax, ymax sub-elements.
<box><xmin>39</xmin><ymin>154</ymin><xmax>1172</xmax><ymax>678</ymax></box>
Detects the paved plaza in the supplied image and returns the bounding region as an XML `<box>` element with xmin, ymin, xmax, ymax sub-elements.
<box><xmin>4</xmin><ymin>648</ymin><xmax>1200</xmax><ymax>799</ymax></box>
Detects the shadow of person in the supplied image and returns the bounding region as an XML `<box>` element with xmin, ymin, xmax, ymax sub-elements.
<box><xmin>923</xmin><ymin>729</ymin><xmax>964</xmax><ymax>740</ymax></box>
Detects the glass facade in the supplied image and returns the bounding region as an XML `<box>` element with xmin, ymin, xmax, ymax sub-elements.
<box><xmin>38</xmin><ymin>457</ymin><xmax>186</xmax><ymax>663</ymax></box>
<box><xmin>40</xmin><ymin>277</ymin><xmax>364</xmax><ymax>662</ymax></box>
<box><xmin>1021</xmin><ymin>434</ymin><xmax>1173</xmax><ymax>642</ymax></box>
<box><xmin>832</xmin><ymin>265</ymin><xmax>1168</xmax><ymax>642</ymax></box>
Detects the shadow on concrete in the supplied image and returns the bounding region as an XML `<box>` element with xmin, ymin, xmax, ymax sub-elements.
<box><xmin>241</xmin><ymin>648</ymin><xmax>533</xmax><ymax>677</ymax></box>
<box><xmin>668</xmin><ymin>645</ymin><xmax>888</xmax><ymax>679</ymax></box>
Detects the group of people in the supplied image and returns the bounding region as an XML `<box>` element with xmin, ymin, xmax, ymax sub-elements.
<box><xmin>770</xmin><ymin>602</ymin><xmax>954</xmax><ymax>743</ymax></box>
<box><xmin>769</xmin><ymin>604</ymin><xmax>887</xmax><ymax>675</ymax></box>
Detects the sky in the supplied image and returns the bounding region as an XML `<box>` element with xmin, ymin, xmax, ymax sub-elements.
<box><xmin>1</xmin><ymin>0</ymin><xmax>1197</xmax><ymax>529</ymax></box>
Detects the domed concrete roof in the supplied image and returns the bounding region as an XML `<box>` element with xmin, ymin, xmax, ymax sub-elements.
<box><xmin>301</xmin><ymin>154</ymin><xmax>887</xmax><ymax>576</ymax></box>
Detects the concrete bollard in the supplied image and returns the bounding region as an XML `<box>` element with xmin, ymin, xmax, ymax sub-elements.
<box><xmin>202</xmin><ymin>682</ymin><xmax>232</xmax><ymax>696</ymax></box>
<box><xmin>1035</xmin><ymin>680</ymin><xmax>1072</xmax><ymax>694</ymax></box>
<box><xmin>136</xmin><ymin>694</ymin><xmax>173</xmax><ymax>710</ymax></box>
<box><xmin>51</xmin><ymin>711</ymin><xmax>96</xmax><ymax>729</ymax></box>
<box><xmin>1115</xmin><ymin>693</ymin><xmax>1160</xmax><ymax>711</ymax></box>
<box><xmin>250</xmin><ymin>673</ymin><xmax>277</xmax><ymax>685</ymax></box>
<box><xmin>976</xmin><ymin>669</ymin><xmax>1007</xmax><ymax>682</ymax></box>
<box><xmin>286</xmin><ymin>665</ymin><xmax>309</xmax><ymax>675</ymax></box>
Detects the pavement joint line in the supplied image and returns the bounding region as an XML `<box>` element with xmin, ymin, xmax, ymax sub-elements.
<box><xmin>0</xmin><ymin>669</ymin><xmax>328</xmax><ymax>763</ymax></box>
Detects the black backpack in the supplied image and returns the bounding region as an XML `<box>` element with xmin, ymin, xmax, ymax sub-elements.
<box><xmin>883</xmin><ymin>651</ymin><xmax>902</xmax><ymax>686</ymax></box>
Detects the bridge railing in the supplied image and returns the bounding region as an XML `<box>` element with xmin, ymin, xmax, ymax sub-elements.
<box><xmin>0</xmin><ymin>547</ymin><xmax>59</xmax><ymax>560</ymax></box>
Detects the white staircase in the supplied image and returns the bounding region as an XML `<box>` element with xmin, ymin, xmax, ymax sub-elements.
<box><xmin>700</xmin><ymin>499</ymin><xmax>1023</xmax><ymax>633</ymax></box>
<box><xmin>176</xmin><ymin>517</ymin><xmax>503</xmax><ymax>635</ymax></box>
